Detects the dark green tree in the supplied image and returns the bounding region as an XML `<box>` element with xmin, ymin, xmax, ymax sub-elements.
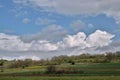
<box><xmin>0</xmin><ymin>60</ymin><xmax>4</xmax><ymax>72</ymax></box>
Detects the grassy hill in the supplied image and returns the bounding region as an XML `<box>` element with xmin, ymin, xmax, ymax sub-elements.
<box><xmin>0</xmin><ymin>52</ymin><xmax>120</xmax><ymax>80</ymax></box>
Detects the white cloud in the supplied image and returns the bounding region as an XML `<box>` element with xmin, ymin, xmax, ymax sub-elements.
<box><xmin>0</xmin><ymin>33</ymin><xmax>58</xmax><ymax>51</ymax></box>
<box><xmin>0</xmin><ymin>33</ymin><xmax>31</xmax><ymax>51</ymax></box>
<box><xmin>22</xmin><ymin>18</ymin><xmax>30</xmax><ymax>24</ymax></box>
<box><xmin>2</xmin><ymin>55</ymin><xmax>40</xmax><ymax>60</ymax></box>
<box><xmin>71</xmin><ymin>20</ymin><xmax>85</xmax><ymax>32</ymax></box>
<box><xmin>95</xmin><ymin>40</ymin><xmax>120</xmax><ymax>52</ymax></box>
<box><xmin>13</xmin><ymin>0</ymin><xmax>120</xmax><ymax>24</ymax></box>
<box><xmin>58</xmin><ymin>32</ymin><xmax>87</xmax><ymax>49</ymax></box>
<box><xmin>0</xmin><ymin>30</ymin><xmax>114</xmax><ymax>51</ymax></box>
<box><xmin>30</xmin><ymin>40</ymin><xmax>58</xmax><ymax>51</ymax></box>
<box><xmin>86</xmin><ymin>30</ymin><xmax>115</xmax><ymax>47</ymax></box>
<box><xmin>20</xmin><ymin>24</ymin><xmax>68</xmax><ymax>42</ymax></box>
<box><xmin>57</xmin><ymin>30</ymin><xmax>115</xmax><ymax>49</ymax></box>
<box><xmin>0</xmin><ymin>30</ymin><xmax>115</xmax><ymax>60</ymax></box>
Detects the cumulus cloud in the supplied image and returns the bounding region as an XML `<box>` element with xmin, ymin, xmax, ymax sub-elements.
<box><xmin>0</xmin><ymin>33</ymin><xmax>57</xmax><ymax>52</ymax></box>
<box><xmin>58</xmin><ymin>30</ymin><xmax>115</xmax><ymax>49</ymax></box>
<box><xmin>86</xmin><ymin>30</ymin><xmax>115</xmax><ymax>47</ymax></box>
<box><xmin>0</xmin><ymin>30</ymin><xmax>115</xmax><ymax>51</ymax></box>
<box><xmin>13</xmin><ymin>0</ymin><xmax>120</xmax><ymax>23</ymax></box>
<box><xmin>29</xmin><ymin>40</ymin><xmax>58</xmax><ymax>51</ymax></box>
<box><xmin>0</xmin><ymin>30</ymin><xmax>115</xmax><ymax>60</ymax></box>
<box><xmin>22</xmin><ymin>30</ymin><xmax>115</xmax><ymax>50</ymax></box>
<box><xmin>58</xmin><ymin>32</ymin><xmax>87</xmax><ymax>49</ymax></box>
<box><xmin>0</xmin><ymin>33</ymin><xmax>31</xmax><ymax>51</ymax></box>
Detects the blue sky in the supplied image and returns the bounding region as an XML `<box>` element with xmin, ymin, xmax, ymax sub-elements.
<box><xmin>0</xmin><ymin>0</ymin><xmax>120</xmax><ymax>60</ymax></box>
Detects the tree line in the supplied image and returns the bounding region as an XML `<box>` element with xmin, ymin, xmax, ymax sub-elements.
<box><xmin>0</xmin><ymin>51</ymin><xmax>120</xmax><ymax>69</ymax></box>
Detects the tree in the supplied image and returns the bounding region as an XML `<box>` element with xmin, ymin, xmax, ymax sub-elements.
<box><xmin>116</xmin><ymin>51</ymin><xmax>120</xmax><ymax>57</ymax></box>
<box><xmin>106</xmin><ymin>52</ymin><xmax>114</xmax><ymax>62</ymax></box>
<box><xmin>0</xmin><ymin>60</ymin><xmax>4</xmax><ymax>72</ymax></box>
<box><xmin>68</xmin><ymin>60</ymin><xmax>75</xmax><ymax>65</ymax></box>
<box><xmin>46</xmin><ymin>65</ymin><xmax>56</xmax><ymax>73</ymax></box>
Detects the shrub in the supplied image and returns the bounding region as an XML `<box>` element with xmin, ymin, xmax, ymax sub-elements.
<box><xmin>46</xmin><ymin>65</ymin><xmax>56</xmax><ymax>74</ymax></box>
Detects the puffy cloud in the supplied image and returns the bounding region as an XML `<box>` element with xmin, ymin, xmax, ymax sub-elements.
<box><xmin>13</xmin><ymin>0</ymin><xmax>120</xmax><ymax>23</ymax></box>
<box><xmin>0</xmin><ymin>30</ymin><xmax>115</xmax><ymax>51</ymax></box>
<box><xmin>58</xmin><ymin>32</ymin><xmax>87</xmax><ymax>49</ymax></box>
<box><xmin>0</xmin><ymin>33</ymin><xmax>57</xmax><ymax>51</ymax></box>
<box><xmin>22</xmin><ymin>18</ymin><xmax>30</xmax><ymax>24</ymax></box>
<box><xmin>0</xmin><ymin>30</ymin><xmax>115</xmax><ymax>60</ymax></box>
<box><xmin>86</xmin><ymin>30</ymin><xmax>115</xmax><ymax>47</ymax></box>
<box><xmin>30</xmin><ymin>40</ymin><xmax>58</xmax><ymax>51</ymax></box>
<box><xmin>0</xmin><ymin>33</ymin><xmax>31</xmax><ymax>51</ymax></box>
<box><xmin>71</xmin><ymin>20</ymin><xmax>85</xmax><ymax>32</ymax></box>
<box><xmin>58</xmin><ymin>30</ymin><xmax>115</xmax><ymax>49</ymax></box>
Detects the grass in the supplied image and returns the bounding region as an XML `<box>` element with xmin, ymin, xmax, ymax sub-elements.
<box><xmin>26</xmin><ymin>65</ymin><xmax>45</xmax><ymax>69</ymax></box>
<box><xmin>1</xmin><ymin>63</ymin><xmax>120</xmax><ymax>76</ymax></box>
<box><xmin>0</xmin><ymin>62</ymin><xmax>120</xmax><ymax>80</ymax></box>
<box><xmin>0</xmin><ymin>76</ymin><xmax>120</xmax><ymax>80</ymax></box>
<box><xmin>54</xmin><ymin>63</ymin><xmax>120</xmax><ymax>76</ymax></box>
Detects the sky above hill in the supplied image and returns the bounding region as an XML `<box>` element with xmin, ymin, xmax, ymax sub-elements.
<box><xmin>0</xmin><ymin>0</ymin><xmax>120</xmax><ymax>60</ymax></box>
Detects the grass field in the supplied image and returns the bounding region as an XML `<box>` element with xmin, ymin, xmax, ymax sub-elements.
<box><xmin>0</xmin><ymin>63</ymin><xmax>120</xmax><ymax>80</ymax></box>
<box><xmin>0</xmin><ymin>76</ymin><xmax>120</xmax><ymax>80</ymax></box>
<box><xmin>0</xmin><ymin>63</ymin><xmax>120</xmax><ymax>76</ymax></box>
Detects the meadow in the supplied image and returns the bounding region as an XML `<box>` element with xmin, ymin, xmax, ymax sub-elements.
<box><xmin>0</xmin><ymin>63</ymin><xmax>120</xmax><ymax>80</ymax></box>
<box><xmin>0</xmin><ymin>76</ymin><xmax>120</xmax><ymax>80</ymax></box>
<box><xmin>0</xmin><ymin>52</ymin><xmax>120</xmax><ymax>80</ymax></box>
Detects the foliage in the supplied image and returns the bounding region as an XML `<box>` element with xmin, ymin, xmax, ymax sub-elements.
<box><xmin>5</xmin><ymin>51</ymin><xmax>120</xmax><ymax>69</ymax></box>
<box><xmin>8</xmin><ymin>59</ymin><xmax>33</xmax><ymax>68</ymax></box>
<box><xmin>0</xmin><ymin>59</ymin><xmax>4</xmax><ymax>72</ymax></box>
<box><xmin>46</xmin><ymin>65</ymin><xmax>56</xmax><ymax>73</ymax></box>
<box><xmin>0</xmin><ymin>76</ymin><xmax>120</xmax><ymax>80</ymax></box>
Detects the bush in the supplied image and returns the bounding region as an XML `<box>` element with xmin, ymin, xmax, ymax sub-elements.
<box><xmin>8</xmin><ymin>59</ymin><xmax>33</xmax><ymax>68</ymax></box>
<box><xmin>46</xmin><ymin>65</ymin><xmax>56</xmax><ymax>74</ymax></box>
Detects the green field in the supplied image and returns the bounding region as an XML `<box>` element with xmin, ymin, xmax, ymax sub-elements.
<box><xmin>0</xmin><ymin>62</ymin><xmax>120</xmax><ymax>80</ymax></box>
<box><xmin>1</xmin><ymin>63</ymin><xmax>120</xmax><ymax>76</ymax></box>
<box><xmin>0</xmin><ymin>76</ymin><xmax>120</xmax><ymax>80</ymax></box>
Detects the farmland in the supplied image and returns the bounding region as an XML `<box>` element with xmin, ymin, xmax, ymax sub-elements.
<box><xmin>0</xmin><ymin>76</ymin><xmax>120</xmax><ymax>80</ymax></box>
<box><xmin>1</xmin><ymin>0</ymin><xmax>120</xmax><ymax>80</ymax></box>
<box><xmin>0</xmin><ymin>63</ymin><xmax>120</xmax><ymax>80</ymax></box>
<box><xmin>0</xmin><ymin>52</ymin><xmax>120</xmax><ymax>80</ymax></box>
